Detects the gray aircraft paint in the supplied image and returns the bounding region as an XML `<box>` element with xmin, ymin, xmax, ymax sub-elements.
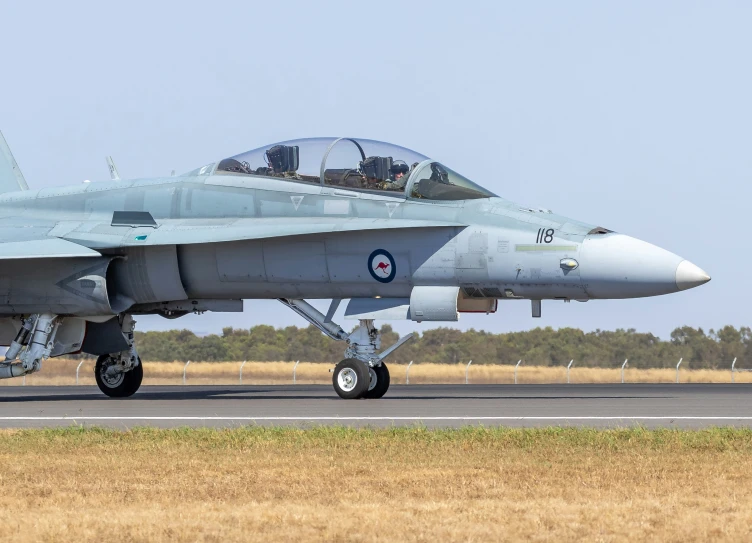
<box><xmin>0</xmin><ymin>135</ymin><xmax>708</xmax><ymax>324</ymax></box>
<box><xmin>0</xmin><ymin>173</ymin><xmax>589</xmax><ymax>308</ymax></box>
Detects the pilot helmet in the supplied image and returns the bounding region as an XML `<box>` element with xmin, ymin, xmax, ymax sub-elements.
<box><xmin>390</xmin><ymin>160</ymin><xmax>409</xmax><ymax>176</ymax></box>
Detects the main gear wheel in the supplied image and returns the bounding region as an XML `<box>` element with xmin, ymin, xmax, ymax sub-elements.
<box><xmin>94</xmin><ymin>354</ymin><xmax>143</xmax><ymax>398</ymax></box>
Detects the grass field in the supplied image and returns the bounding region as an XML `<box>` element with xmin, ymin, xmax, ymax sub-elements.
<box><xmin>2</xmin><ymin>358</ymin><xmax>749</xmax><ymax>386</ymax></box>
<box><xmin>1</xmin><ymin>426</ymin><xmax>751</xmax><ymax>542</ymax></box>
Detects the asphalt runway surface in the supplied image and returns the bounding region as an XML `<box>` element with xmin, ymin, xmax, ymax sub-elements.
<box><xmin>0</xmin><ymin>384</ymin><xmax>751</xmax><ymax>429</ymax></box>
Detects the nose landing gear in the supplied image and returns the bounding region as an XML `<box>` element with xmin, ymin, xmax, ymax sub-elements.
<box><xmin>279</xmin><ymin>298</ymin><xmax>411</xmax><ymax>400</ymax></box>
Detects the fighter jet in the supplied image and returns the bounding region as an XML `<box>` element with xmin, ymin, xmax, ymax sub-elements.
<box><xmin>0</xmin><ymin>133</ymin><xmax>710</xmax><ymax>399</ymax></box>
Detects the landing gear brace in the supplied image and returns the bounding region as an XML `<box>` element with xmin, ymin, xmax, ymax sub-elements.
<box><xmin>278</xmin><ymin>298</ymin><xmax>413</xmax><ymax>399</ymax></box>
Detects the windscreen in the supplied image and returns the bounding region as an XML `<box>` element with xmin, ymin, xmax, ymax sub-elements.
<box><xmin>409</xmin><ymin>162</ymin><xmax>496</xmax><ymax>200</ymax></box>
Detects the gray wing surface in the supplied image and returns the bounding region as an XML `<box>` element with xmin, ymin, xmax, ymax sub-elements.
<box><xmin>0</xmin><ymin>238</ymin><xmax>101</xmax><ymax>259</ymax></box>
<box><xmin>0</xmin><ymin>132</ymin><xmax>28</xmax><ymax>193</ymax></box>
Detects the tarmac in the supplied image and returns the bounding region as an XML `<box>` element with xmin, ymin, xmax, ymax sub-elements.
<box><xmin>0</xmin><ymin>384</ymin><xmax>751</xmax><ymax>429</ymax></box>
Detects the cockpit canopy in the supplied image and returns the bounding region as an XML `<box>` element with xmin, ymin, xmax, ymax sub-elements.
<box><xmin>207</xmin><ymin>137</ymin><xmax>495</xmax><ymax>201</ymax></box>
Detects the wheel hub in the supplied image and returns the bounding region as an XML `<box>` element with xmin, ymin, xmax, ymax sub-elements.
<box><xmin>337</xmin><ymin>368</ymin><xmax>358</xmax><ymax>392</ymax></box>
<box><xmin>100</xmin><ymin>360</ymin><xmax>125</xmax><ymax>388</ymax></box>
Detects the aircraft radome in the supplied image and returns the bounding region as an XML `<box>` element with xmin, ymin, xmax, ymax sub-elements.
<box><xmin>0</xmin><ymin>134</ymin><xmax>710</xmax><ymax>399</ymax></box>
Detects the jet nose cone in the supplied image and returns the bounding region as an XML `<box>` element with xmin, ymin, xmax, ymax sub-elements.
<box><xmin>675</xmin><ymin>260</ymin><xmax>711</xmax><ymax>291</ymax></box>
<box><xmin>580</xmin><ymin>233</ymin><xmax>686</xmax><ymax>299</ymax></box>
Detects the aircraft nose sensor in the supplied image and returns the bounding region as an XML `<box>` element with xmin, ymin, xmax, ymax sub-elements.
<box><xmin>675</xmin><ymin>260</ymin><xmax>711</xmax><ymax>291</ymax></box>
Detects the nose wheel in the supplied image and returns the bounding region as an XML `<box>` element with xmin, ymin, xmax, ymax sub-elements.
<box><xmin>332</xmin><ymin>359</ymin><xmax>370</xmax><ymax>399</ymax></box>
<box><xmin>332</xmin><ymin>359</ymin><xmax>391</xmax><ymax>399</ymax></box>
<box><xmin>364</xmin><ymin>362</ymin><xmax>390</xmax><ymax>399</ymax></box>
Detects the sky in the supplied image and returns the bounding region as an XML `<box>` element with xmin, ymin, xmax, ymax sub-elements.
<box><xmin>0</xmin><ymin>1</ymin><xmax>748</xmax><ymax>338</ymax></box>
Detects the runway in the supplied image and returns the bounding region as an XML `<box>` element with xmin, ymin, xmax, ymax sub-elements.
<box><xmin>0</xmin><ymin>384</ymin><xmax>751</xmax><ymax>429</ymax></box>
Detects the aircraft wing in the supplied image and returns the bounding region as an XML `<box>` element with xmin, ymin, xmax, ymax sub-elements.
<box><xmin>0</xmin><ymin>238</ymin><xmax>101</xmax><ymax>259</ymax></box>
<box><xmin>58</xmin><ymin>217</ymin><xmax>465</xmax><ymax>250</ymax></box>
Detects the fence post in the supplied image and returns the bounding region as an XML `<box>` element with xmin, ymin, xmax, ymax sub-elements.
<box><xmin>22</xmin><ymin>375</ymin><xmax>25</xmax><ymax>386</ymax></box>
<box><xmin>566</xmin><ymin>359</ymin><xmax>574</xmax><ymax>384</ymax></box>
<box><xmin>406</xmin><ymin>361</ymin><xmax>413</xmax><ymax>384</ymax></box>
<box><xmin>76</xmin><ymin>360</ymin><xmax>84</xmax><ymax>385</ymax></box>
<box><xmin>621</xmin><ymin>359</ymin><xmax>629</xmax><ymax>384</ymax></box>
<box><xmin>675</xmin><ymin>358</ymin><xmax>683</xmax><ymax>383</ymax></box>
<box><xmin>732</xmin><ymin>358</ymin><xmax>737</xmax><ymax>383</ymax></box>
<box><xmin>183</xmin><ymin>360</ymin><xmax>191</xmax><ymax>385</ymax></box>
<box><xmin>239</xmin><ymin>360</ymin><xmax>247</xmax><ymax>384</ymax></box>
<box><xmin>514</xmin><ymin>360</ymin><xmax>522</xmax><ymax>384</ymax></box>
<box><xmin>293</xmin><ymin>360</ymin><xmax>300</xmax><ymax>384</ymax></box>
<box><xmin>465</xmin><ymin>360</ymin><xmax>473</xmax><ymax>384</ymax></box>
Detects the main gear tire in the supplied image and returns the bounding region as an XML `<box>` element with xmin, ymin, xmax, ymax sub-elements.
<box><xmin>95</xmin><ymin>355</ymin><xmax>143</xmax><ymax>398</ymax></box>
<box><xmin>332</xmin><ymin>358</ymin><xmax>369</xmax><ymax>399</ymax></box>
<box><xmin>364</xmin><ymin>362</ymin><xmax>390</xmax><ymax>399</ymax></box>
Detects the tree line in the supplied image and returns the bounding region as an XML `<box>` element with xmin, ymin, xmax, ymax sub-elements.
<box><xmin>131</xmin><ymin>324</ymin><xmax>752</xmax><ymax>369</ymax></box>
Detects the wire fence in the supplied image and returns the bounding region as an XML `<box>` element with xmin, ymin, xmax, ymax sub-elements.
<box><xmin>1</xmin><ymin>357</ymin><xmax>750</xmax><ymax>386</ymax></box>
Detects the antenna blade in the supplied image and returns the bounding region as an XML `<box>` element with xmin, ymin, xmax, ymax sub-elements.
<box><xmin>0</xmin><ymin>131</ymin><xmax>29</xmax><ymax>191</ymax></box>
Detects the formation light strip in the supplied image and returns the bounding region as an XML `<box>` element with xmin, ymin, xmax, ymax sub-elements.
<box><xmin>515</xmin><ymin>245</ymin><xmax>578</xmax><ymax>252</ymax></box>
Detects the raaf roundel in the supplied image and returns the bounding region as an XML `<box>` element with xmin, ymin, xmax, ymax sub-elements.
<box><xmin>368</xmin><ymin>249</ymin><xmax>396</xmax><ymax>284</ymax></box>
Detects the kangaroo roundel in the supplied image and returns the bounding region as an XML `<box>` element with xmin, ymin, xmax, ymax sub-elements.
<box><xmin>368</xmin><ymin>249</ymin><xmax>396</xmax><ymax>283</ymax></box>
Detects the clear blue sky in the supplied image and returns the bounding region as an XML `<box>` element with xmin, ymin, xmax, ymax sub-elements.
<box><xmin>0</xmin><ymin>1</ymin><xmax>747</xmax><ymax>338</ymax></box>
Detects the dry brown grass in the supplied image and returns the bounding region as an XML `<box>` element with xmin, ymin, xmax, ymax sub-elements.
<box><xmin>3</xmin><ymin>359</ymin><xmax>750</xmax><ymax>386</ymax></box>
<box><xmin>0</xmin><ymin>426</ymin><xmax>751</xmax><ymax>542</ymax></box>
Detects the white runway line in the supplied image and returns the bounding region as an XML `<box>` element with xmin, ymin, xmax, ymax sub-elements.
<box><xmin>0</xmin><ymin>416</ymin><xmax>751</xmax><ymax>421</ymax></box>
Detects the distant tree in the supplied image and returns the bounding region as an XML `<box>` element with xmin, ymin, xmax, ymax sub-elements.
<box><xmin>132</xmin><ymin>323</ymin><xmax>751</xmax><ymax>369</ymax></box>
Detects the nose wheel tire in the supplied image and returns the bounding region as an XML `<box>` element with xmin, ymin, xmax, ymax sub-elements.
<box><xmin>94</xmin><ymin>355</ymin><xmax>143</xmax><ymax>398</ymax></box>
<box><xmin>364</xmin><ymin>362</ymin><xmax>390</xmax><ymax>399</ymax></box>
<box><xmin>332</xmin><ymin>358</ymin><xmax>369</xmax><ymax>399</ymax></box>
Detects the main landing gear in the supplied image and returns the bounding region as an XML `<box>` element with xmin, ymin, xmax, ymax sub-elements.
<box><xmin>0</xmin><ymin>312</ymin><xmax>143</xmax><ymax>397</ymax></box>
<box><xmin>0</xmin><ymin>313</ymin><xmax>61</xmax><ymax>380</ymax></box>
<box><xmin>95</xmin><ymin>354</ymin><xmax>143</xmax><ymax>397</ymax></box>
<box><xmin>93</xmin><ymin>314</ymin><xmax>143</xmax><ymax>398</ymax></box>
<box><xmin>279</xmin><ymin>298</ymin><xmax>412</xmax><ymax>400</ymax></box>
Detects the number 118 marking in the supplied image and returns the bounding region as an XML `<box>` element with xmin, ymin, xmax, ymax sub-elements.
<box><xmin>536</xmin><ymin>228</ymin><xmax>554</xmax><ymax>244</ymax></box>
